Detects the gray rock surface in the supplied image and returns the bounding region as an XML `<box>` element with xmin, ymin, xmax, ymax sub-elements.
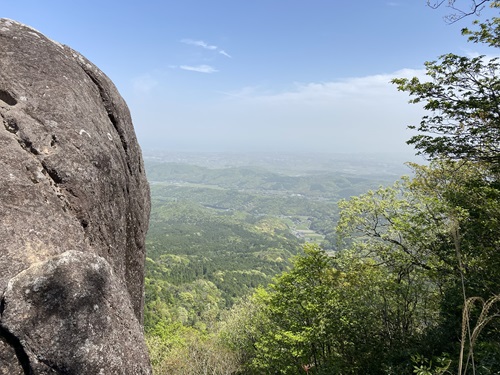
<box><xmin>0</xmin><ymin>18</ymin><xmax>151</xmax><ymax>373</ymax></box>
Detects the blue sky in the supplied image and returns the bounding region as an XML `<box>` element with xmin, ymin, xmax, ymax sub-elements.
<box><xmin>2</xmin><ymin>1</ymin><xmax>497</xmax><ymax>155</ymax></box>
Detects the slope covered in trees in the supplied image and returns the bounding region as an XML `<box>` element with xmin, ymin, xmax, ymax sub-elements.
<box><xmin>144</xmin><ymin>157</ymin><xmax>400</xmax><ymax>319</ymax></box>
<box><xmin>143</xmin><ymin>155</ymin><xmax>406</xmax><ymax>372</ymax></box>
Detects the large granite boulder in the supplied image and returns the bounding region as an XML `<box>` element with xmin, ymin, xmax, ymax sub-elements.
<box><xmin>0</xmin><ymin>19</ymin><xmax>151</xmax><ymax>374</ymax></box>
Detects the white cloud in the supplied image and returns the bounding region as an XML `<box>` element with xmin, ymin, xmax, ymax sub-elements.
<box><xmin>219</xmin><ymin>50</ymin><xmax>232</xmax><ymax>58</ymax></box>
<box><xmin>177</xmin><ymin>39</ymin><xmax>232</xmax><ymax>73</ymax></box>
<box><xmin>201</xmin><ymin>68</ymin><xmax>428</xmax><ymax>153</ymax></box>
<box><xmin>464</xmin><ymin>51</ymin><xmax>500</xmax><ymax>62</ymax></box>
<box><xmin>181</xmin><ymin>38</ymin><xmax>232</xmax><ymax>58</ymax></box>
<box><xmin>181</xmin><ymin>39</ymin><xmax>218</xmax><ymax>50</ymax></box>
<box><xmin>180</xmin><ymin>64</ymin><xmax>218</xmax><ymax>73</ymax></box>
<box><xmin>224</xmin><ymin>68</ymin><xmax>427</xmax><ymax>103</ymax></box>
<box><xmin>217</xmin><ymin>86</ymin><xmax>266</xmax><ymax>98</ymax></box>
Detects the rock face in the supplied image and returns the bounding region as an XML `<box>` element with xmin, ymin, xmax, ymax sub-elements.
<box><xmin>0</xmin><ymin>19</ymin><xmax>151</xmax><ymax>374</ymax></box>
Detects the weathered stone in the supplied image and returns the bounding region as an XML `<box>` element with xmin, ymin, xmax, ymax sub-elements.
<box><xmin>0</xmin><ymin>18</ymin><xmax>151</xmax><ymax>373</ymax></box>
<box><xmin>2</xmin><ymin>251</ymin><xmax>151</xmax><ymax>374</ymax></box>
<box><xmin>0</xmin><ymin>341</ymin><xmax>23</xmax><ymax>375</ymax></box>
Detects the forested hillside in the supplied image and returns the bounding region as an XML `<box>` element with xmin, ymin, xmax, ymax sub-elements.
<box><xmin>144</xmin><ymin>158</ymin><xmax>399</xmax><ymax>316</ymax></box>
<box><xmin>143</xmin><ymin>155</ymin><xmax>405</xmax><ymax>372</ymax></box>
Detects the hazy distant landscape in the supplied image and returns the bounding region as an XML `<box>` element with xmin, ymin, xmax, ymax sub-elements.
<box><xmin>143</xmin><ymin>151</ymin><xmax>418</xmax><ymax>176</ymax></box>
<box><xmin>143</xmin><ymin>151</ymin><xmax>406</xmax><ymax>311</ymax></box>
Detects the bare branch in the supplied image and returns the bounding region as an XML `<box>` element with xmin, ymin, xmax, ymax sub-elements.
<box><xmin>427</xmin><ymin>0</ymin><xmax>491</xmax><ymax>23</ymax></box>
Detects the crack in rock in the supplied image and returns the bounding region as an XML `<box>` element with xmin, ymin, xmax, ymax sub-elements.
<box><xmin>3</xmin><ymin>117</ymin><xmax>19</xmax><ymax>134</ymax></box>
<box><xmin>1</xmin><ymin>114</ymin><xmax>71</xmax><ymax>221</ymax></box>
<box><xmin>0</xmin><ymin>89</ymin><xmax>17</xmax><ymax>106</ymax></box>
<box><xmin>1</xmin><ymin>114</ymin><xmax>67</xmax><ymax>193</ymax></box>
<box><xmin>0</xmin><ymin>297</ymin><xmax>33</xmax><ymax>375</ymax></box>
<box><xmin>40</xmin><ymin>160</ymin><xmax>64</xmax><ymax>185</ymax></box>
<box><xmin>79</xmin><ymin>65</ymin><xmax>133</xmax><ymax>175</ymax></box>
<box><xmin>0</xmin><ymin>296</ymin><xmax>5</xmax><ymax>317</ymax></box>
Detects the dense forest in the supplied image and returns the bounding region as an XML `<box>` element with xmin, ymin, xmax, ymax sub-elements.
<box><xmin>144</xmin><ymin>3</ymin><xmax>500</xmax><ymax>374</ymax></box>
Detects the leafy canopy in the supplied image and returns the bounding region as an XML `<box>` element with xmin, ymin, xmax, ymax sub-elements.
<box><xmin>393</xmin><ymin>2</ymin><xmax>500</xmax><ymax>170</ymax></box>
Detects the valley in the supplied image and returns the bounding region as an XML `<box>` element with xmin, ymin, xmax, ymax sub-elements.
<box><xmin>143</xmin><ymin>152</ymin><xmax>410</xmax><ymax>327</ymax></box>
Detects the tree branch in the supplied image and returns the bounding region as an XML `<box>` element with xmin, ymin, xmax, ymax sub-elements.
<box><xmin>427</xmin><ymin>0</ymin><xmax>491</xmax><ymax>23</ymax></box>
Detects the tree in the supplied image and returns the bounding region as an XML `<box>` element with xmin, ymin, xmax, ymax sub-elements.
<box><xmin>249</xmin><ymin>244</ymin><xmax>341</xmax><ymax>374</ymax></box>
<box><xmin>336</xmin><ymin>171</ymin><xmax>448</xmax><ymax>367</ymax></box>
<box><xmin>337</xmin><ymin>160</ymin><xmax>500</xmax><ymax>373</ymax></box>
<box><xmin>392</xmin><ymin>9</ymin><xmax>500</xmax><ymax>368</ymax></box>
<box><xmin>393</xmin><ymin>3</ymin><xmax>500</xmax><ymax>171</ymax></box>
<box><xmin>393</xmin><ymin>54</ymin><xmax>500</xmax><ymax>169</ymax></box>
<box><xmin>217</xmin><ymin>293</ymin><xmax>269</xmax><ymax>373</ymax></box>
<box><xmin>462</xmin><ymin>2</ymin><xmax>500</xmax><ymax>47</ymax></box>
<box><xmin>239</xmin><ymin>244</ymin><xmax>436</xmax><ymax>374</ymax></box>
<box><xmin>222</xmin><ymin>163</ymin><xmax>500</xmax><ymax>373</ymax></box>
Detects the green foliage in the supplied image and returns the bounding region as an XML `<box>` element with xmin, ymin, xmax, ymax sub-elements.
<box><xmin>462</xmin><ymin>2</ymin><xmax>500</xmax><ymax>48</ymax></box>
<box><xmin>411</xmin><ymin>353</ymin><xmax>451</xmax><ymax>375</ymax></box>
<box><xmin>214</xmin><ymin>161</ymin><xmax>500</xmax><ymax>375</ymax></box>
<box><xmin>146</xmin><ymin>324</ymin><xmax>240</xmax><ymax>375</ymax></box>
<box><xmin>144</xmin><ymin>162</ymin><xmax>500</xmax><ymax>373</ymax></box>
<box><xmin>337</xmin><ymin>160</ymin><xmax>500</xmax><ymax>373</ymax></box>
<box><xmin>232</xmin><ymin>244</ymin><xmax>431</xmax><ymax>374</ymax></box>
<box><xmin>393</xmin><ymin>3</ymin><xmax>500</xmax><ymax>173</ymax></box>
<box><xmin>144</xmin><ymin>161</ymin><xmax>361</xmax><ymax>374</ymax></box>
<box><xmin>226</xmin><ymin>160</ymin><xmax>500</xmax><ymax>374</ymax></box>
<box><xmin>393</xmin><ymin>54</ymin><xmax>500</xmax><ymax>167</ymax></box>
<box><xmin>146</xmin><ymin>198</ymin><xmax>303</xmax><ymax>310</ymax></box>
<box><xmin>249</xmin><ymin>244</ymin><xmax>341</xmax><ymax>374</ymax></box>
<box><xmin>389</xmin><ymin>17</ymin><xmax>500</xmax><ymax>371</ymax></box>
<box><xmin>145</xmin><ymin>163</ymin><xmax>500</xmax><ymax>373</ymax></box>
<box><xmin>217</xmin><ymin>292</ymin><xmax>269</xmax><ymax>371</ymax></box>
